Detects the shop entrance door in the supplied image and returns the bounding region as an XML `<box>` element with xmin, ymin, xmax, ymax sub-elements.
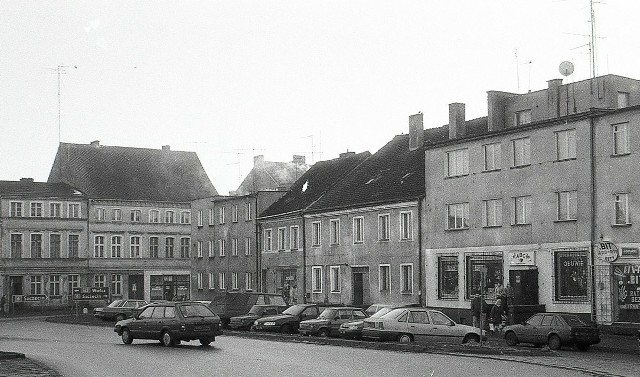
<box><xmin>509</xmin><ymin>269</ymin><xmax>539</xmax><ymax>305</ymax></box>
<box><xmin>9</xmin><ymin>276</ymin><xmax>23</xmax><ymax>296</ymax></box>
<box><xmin>129</xmin><ymin>275</ymin><xmax>144</xmax><ymax>300</ymax></box>
<box><xmin>353</xmin><ymin>273</ymin><xmax>364</xmax><ymax>307</ymax></box>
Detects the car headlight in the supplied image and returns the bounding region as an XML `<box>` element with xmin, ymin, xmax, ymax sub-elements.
<box><xmin>264</xmin><ymin>321</ymin><xmax>276</xmax><ymax>326</ymax></box>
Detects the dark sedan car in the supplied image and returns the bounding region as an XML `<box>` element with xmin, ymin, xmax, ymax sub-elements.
<box><xmin>114</xmin><ymin>301</ymin><xmax>223</xmax><ymax>347</ymax></box>
<box><xmin>503</xmin><ymin>313</ymin><xmax>600</xmax><ymax>351</ymax></box>
<box><xmin>94</xmin><ymin>299</ymin><xmax>148</xmax><ymax>322</ymax></box>
<box><xmin>299</xmin><ymin>307</ymin><xmax>367</xmax><ymax>337</ymax></box>
<box><xmin>229</xmin><ymin>304</ymin><xmax>288</xmax><ymax>330</ymax></box>
<box><xmin>251</xmin><ymin>303</ymin><xmax>320</xmax><ymax>333</ymax></box>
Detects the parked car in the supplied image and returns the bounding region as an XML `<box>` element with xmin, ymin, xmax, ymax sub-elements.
<box><xmin>364</xmin><ymin>304</ymin><xmax>394</xmax><ymax>317</ymax></box>
<box><xmin>340</xmin><ymin>306</ymin><xmax>397</xmax><ymax>339</ymax></box>
<box><xmin>114</xmin><ymin>301</ymin><xmax>223</xmax><ymax>347</ymax></box>
<box><xmin>503</xmin><ymin>313</ymin><xmax>600</xmax><ymax>351</ymax></box>
<box><xmin>362</xmin><ymin>307</ymin><xmax>484</xmax><ymax>344</ymax></box>
<box><xmin>209</xmin><ymin>292</ymin><xmax>287</xmax><ymax>328</ymax></box>
<box><xmin>229</xmin><ymin>304</ymin><xmax>289</xmax><ymax>330</ymax></box>
<box><xmin>299</xmin><ymin>307</ymin><xmax>367</xmax><ymax>337</ymax></box>
<box><xmin>251</xmin><ymin>303</ymin><xmax>320</xmax><ymax>333</ymax></box>
<box><xmin>93</xmin><ymin>299</ymin><xmax>148</xmax><ymax>322</ymax></box>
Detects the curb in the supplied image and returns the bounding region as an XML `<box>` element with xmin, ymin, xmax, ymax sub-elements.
<box><xmin>0</xmin><ymin>351</ymin><xmax>26</xmax><ymax>360</ymax></box>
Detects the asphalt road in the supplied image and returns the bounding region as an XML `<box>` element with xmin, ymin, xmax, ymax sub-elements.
<box><xmin>0</xmin><ymin>319</ymin><xmax>634</xmax><ymax>377</ymax></box>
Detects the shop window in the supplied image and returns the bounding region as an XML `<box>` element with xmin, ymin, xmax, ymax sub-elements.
<box><xmin>554</xmin><ymin>250</ymin><xmax>588</xmax><ymax>302</ymax></box>
<box><xmin>465</xmin><ymin>254</ymin><xmax>503</xmax><ymax>300</ymax></box>
<box><xmin>438</xmin><ymin>256</ymin><xmax>458</xmax><ymax>299</ymax></box>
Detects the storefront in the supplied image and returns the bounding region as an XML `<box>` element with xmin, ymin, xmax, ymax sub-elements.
<box><xmin>147</xmin><ymin>273</ymin><xmax>191</xmax><ymax>302</ymax></box>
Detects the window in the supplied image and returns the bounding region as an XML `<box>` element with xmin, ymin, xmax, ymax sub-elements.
<box><xmin>482</xmin><ymin>199</ymin><xmax>503</xmax><ymax>227</ymax></box>
<box><xmin>31</xmin><ymin>234</ymin><xmax>42</xmax><ymax>258</ymax></box>
<box><xmin>111</xmin><ymin>274</ymin><xmax>122</xmax><ymax>295</ymax></box>
<box><xmin>10</xmin><ymin>234</ymin><xmax>22</xmax><ymax>258</ymax></box>
<box><xmin>232</xmin><ymin>272</ymin><xmax>239</xmax><ymax>290</ymax></box>
<box><xmin>208</xmin><ymin>240</ymin><xmax>214</xmax><ymax>257</ymax></box>
<box><xmin>245</xmin><ymin>202</ymin><xmax>252</xmax><ymax>221</ymax></box>
<box><xmin>49</xmin><ymin>275</ymin><xmax>61</xmax><ymax>296</ymax></box>
<box><xmin>353</xmin><ymin>217</ymin><xmax>364</xmax><ymax>244</ymax></box>
<box><xmin>465</xmin><ymin>255</ymin><xmax>503</xmax><ymax>299</ymax></box>
<box><xmin>613</xmin><ymin>123</ymin><xmax>629</xmax><ymax>155</ymax></box>
<box><xmin>232</xmin><ymin>205</ymin><xmax>238</xmax><ymax>223</ymax></box>
<box><xmin>197</xmin><ymin>210</ymin><xmax>203</xmax><ymax>226</ymax></box>
<box><xmin>554</xmin><ymin>250</ymin><xmax>588</xmax><ymax>302</ymax></box>
<box><xmin>110</xmin><ymin>236</ymin><xmax>122</xmax><ymax>258</ymax></box>
<box><xmin>10</xmin><ymin>202</ymin><xmax>23</xmax><ymax>217</ymax></box>
<box><xmin>556</xmin><ymin>129</ymin><xmax>576</xmax><ymax>160</ymax></box>
<box><xmin>231</xmin><ymin>238</ymin><xmax>238</xmax><ymax>256</ymax></box>
<box><xmin>209</xmin><ymin>273</ymin><xmax>215</xmax><ymax>289</ymax></box>
<box><xmin>379</xmin><ymin>265</ymin><xmax>390</xmax><ymax>292</ymax></box>
<box><xmin>50</xmin><ymin>234</ymin><xmax>61</xmax><ymax>258</ymax></box>
<box><xmin>312</xmin><ymin>266</ymin><xmax>323</xmax><ymax>293</ymax></box>
<box><xmin>94</xmin><ymin>236</ymin><xmax>105</xmax><ymax>258</ymax></box>
<box><xmin>400</xmin><ymin>212</ymin><xmax>412</xmax><ymax>240</ymax></box>
<box><xmin>557</xmin><ymin>191</ymin><xmax>577</xmax><ymax>221</ymax></box>
<box><xmin>68</xmin><ymin>235</ymin><xmax>79</xmax><ymax>258</ymax></box>
<box><xmin>68</xmin><ymin>274</ymin><xmax>79</xmax><ymax>295</ymax></box>
<box><xmin>218</xmin><ymin>239</ymin><xmax>226</xmax><ymax>257</ymax></box>
<box><xmin>290</xmin><ymin>226</ymin><xmax>299</xmax><ymax>250</ymax></box>
<box><xmin>446</xmin><ymin>203</ymin><xmax>469</xmax><ymax>230</ymax></box>
<box><xmin>50</xmin><ymin>203</ymin><xmax>62</xmax><ymax>218</ymax></box>
<box><xmin>180</xmin><ymin>237</ymin><xmax>190</xmax><ymax>258</ymax></box>
<box><xmin>438</xmin><ymin>256</ymin><xmax>458</xmax><ymax>299</ymax></box>
<box><xmin>445</xmin><ymin>148</ymin><xmax>469</xmax><ymax>177</ymax></box>
<box><xmin>401</xmin><ymin>264</ymin><xmax>413</xmax><ymax>294</ymax></box>
<box><xmin>330</xmin><ymin>219</ymin><xmax>340</xmax><ymax>245</ymax></box>
<box><xmin>482</xmin><ymin>143</ymin><xmax>501</xmax><ymax>171</ymax></box>
<box><xmin>180</xmin><ymin>211</ymin><xmax>191</xmax><ymax>224</ymax></box>
<box><xmin>378</xmin><ymin>214</ymin><xmax>390</xmax><ymax>241</ymax></box>
<box><xmin>264</xmin><ymin>229</ymin><xmax>273</xmax><ymax>251</ymax></box>
<box><xmin>614</xmin><ymin>193</ymin><xmax>630</xmax><ymax>225</ymax></box>
<box><xmin>218</xmin><ymin>207</ymin><xmax>225</xmax><ymax>224</ymax></box>
<box><xmin>30</xmin><ymin>202</ymin><xmax>43</xmax><ymax>217</ymax></box>
<box><xmin>277</xmin><ymin>228</ymin><xmax>286</xmax><ymax>250</ymax></box>
<box><xmin>311</xmin><ymin>222</ymin><xmax>321</xmax><ymax>246</ymax></box>
<box><xmin>245</xmin><ymin>272</ymin><xmax>253</xmax><ymax>291</ymax></box>
<box><xmin>31</xmin><ymin>275</ymin><xmax>43</xmax><ymax>294</ymax></box>
<box><xmin>197</xmin><ymin>240</ymin><xmax>204</xmax><ymax>258</ymax></box>
<box><xmin>130</xmin><ymin>209</ymin><xmax>141</xmax><ymax>222</ymax></box>
<box><xmin>515</xmin><ymin>109</ymin><xmax>531</xmax><ymax>125</ymax></box>
<box><xmin>219</xmin><ymin>272</ymin><xmax>227</xmax><ymax>290</ymax></box>
<box><xmin>149</xmin><ymin>210</ymin><xmax>159</xmax><ymax>223</ymax></box>
<box><xmin>245</xmin><ymin>237</ymin><xmax>252</xmax><ymax>256</ymax></box>
<box><xmin>512</xmin><ymin>137</ymin><xmax>531</xmax><ymax>166</ymax></box>
<box><xmin>94</xmin><ymin>274</ymin><xmax>106</xmax><ymax>287</ymax></box>
<box><xmin>165</xmin><ymin>237</ymin><xmax>175</xmax><ymax>258</ymax></box>
<box><xmin>165</xmin><ymin>210</ymin><xmax>175</xmax><ymax>224</ymax></box>
<box><xmin>513</xmin><ymin>196</ymin><xmax>532</xmax><ymax>225</ymax></box>
<box><xmin>208</xmin><ymin>208</ymin><xmax>214</xmax><ymax>226</ymax></box>
<box><xmin>197</xmin><ymin>273</ymin><xmax>203</xmax><ymax>290</ymax></box>
<box><xmin>618</xmin><ymin>92</ymin><xmax>630</xmax><ymax>108</ymax></box>
<box><xmin>68</xmin><ymin>203</ymin><xmax>80</xmax><ymax>218</ymax></box>
<box><xmin>130</xmin><ymin>236</ymin><xmax>141</xmax><ymax>258</ymax></box>
<box><xmin>95</xmin><ymin>207</ymin><xmax>105</xmax><ymax>221</ymax></box>
<box><xmin>149</xmin><ymin>237</ymin><xmax>159</xmax><ymax>258</ymax></box>
<box><xmin>330</xmin><ymin>266</ymin><xmax>340</xmax><ymax>293</ymax></box>
<box><xmin>112</xmin><ymin>208</ymin><xmax>122</xmax><ymax>222</ymax></box>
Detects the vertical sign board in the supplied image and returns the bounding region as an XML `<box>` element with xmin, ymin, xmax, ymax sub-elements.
<box><xmin>614</xmin><ymin>264</ymin><xmax>640</xmax><ymax>322</ymax></box>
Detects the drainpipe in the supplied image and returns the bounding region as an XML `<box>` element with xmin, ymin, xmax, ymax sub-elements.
<box><xmin>418</xmin><ymin>197</ymin><xmax>424</xmax><ymax>306</ymax></box>
<box><xmin>301</xmin><ymin>212</ymin><xmax>307</xmax><ymax>304</ymax></box>
<box><xmin>254</xmin><ymin>195</ymin><xmax>260</xmax><ymax>292</ymax></box>
<box><xmin>589</xmin><ymin>114</ymin><xmax>597</xmax><ymax>324</ymax></box>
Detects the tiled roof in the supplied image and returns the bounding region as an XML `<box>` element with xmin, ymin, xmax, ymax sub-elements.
<box><xmin>235</xmin><ymin>161</ymin><xmax>309</xmax><ymax>195</ymax></box>
<box><xmin>259</xmin><ymin>152</ymin><xmax>370</xmax><ymax>218</ymax></box>
<box><xmin>307</xmin><ymin>134</ymin><xmax>425</xmax><ymax>212</ymax></box>
<box><xmin>48</xmin><ymin>143</ymin><xmax>217</xmax><ymax>202</ymax></box>
<box><xmin>0</xmin><ymin>180</ymin><xmax>85</xmax><ymax>199</ymax></box>
<box><xmin>423</xmin><ymin>116</ymin><xmax>488</xmax><ymax>146</ymax></box>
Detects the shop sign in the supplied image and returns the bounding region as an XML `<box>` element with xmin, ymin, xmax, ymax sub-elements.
<box><xmin>621</xmin><ymin>248</ymin><xmax>639</xmax><ymax>258</ymax></box>
<box><xmin>615</xmin><ymin>264</ymin><xmax>640</xmax><ymax>310</ymax></box>
<box><xmin>596</xmin><ymin>241</ymin><xmax>619</xmax><ymax>262</ymax></box>
<box><xmin>509</xmin><ymin>251</ymin><xmax>535</xmax><ymax>266</ymax></box>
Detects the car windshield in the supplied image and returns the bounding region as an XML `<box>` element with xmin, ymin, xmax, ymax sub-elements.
<box><xmin>248</xmin><ymin>306</ymin><xmax>264</xmax><ymax>315</ymax></box>
<box><xmin>371</xmin><ymin>308</ymin><xmax>394</xmax><ymax>318</ymax></box>
<box><xmin>318</xmin><ymin>309</ymin><xmax>337</xmax><ymax>319</ymax></box>
<box><xmin>282</xmin><ymin>305</ymin><xmax>307</xmax><ymax>316</ymax></box>
<box><xmin>180</xmin><ymin>304</ymin><xmax>216</xmax><ymax>318</ymax></box>
<box><xmin>107</xmin><ymin>300</ymin><xmax>124</xmax><ymax>308</ymax></box>
<box><xmin>561</xmin><ymin>315</ymin><xmax>587</xmax><ymax>327</ymax></box>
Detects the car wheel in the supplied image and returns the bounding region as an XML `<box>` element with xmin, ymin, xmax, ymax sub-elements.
<box><xmin>199</xmin><ymin>338</ymin><xmax>211</xmax><ymax>346</ymax></box>
<box><xmin>398</xmin><ymin>334</ymin><xmax>413</xmax><ymax>344</ymax></box>
<box><xmin>280</xmin><ymin>324</ymin><xmax>293</xmax><ymax>334</ymax></box>
<box><xmin>317</xmin><ymin>328</ymin><xmax>329</xmax><ymax>337</ymax></box>
<box><xmin>161</xmin><ymin>331</ymin><xmax>174</xmax><ymax>347</ymax></box>
<box><xmin>121</xmin><ymin>328</ymin><xmax>133</xmax><ymax>345</ymax></box>
<box><xmin>548</xmin><ymin>334</ymin><xmax>562</xmax><ymax>350</ymax></box>
<box><xmin>115</xmin><ymin>314</ymin><xmax>126</xmax><ymax>322</ymax></box>
<box><xmin>505</xmin><ymin>331</ymin><xmax>519</xmax><ymax>346</ymax></box>
<box><xmin>463</xmin><ymin>334</ymin><xmax>480</xmax><ymax>344</ymax></box>
<box><xmin>576</xmin><ymin>342</ymin><xmax>590</xmax><ymax>352</ymax></box>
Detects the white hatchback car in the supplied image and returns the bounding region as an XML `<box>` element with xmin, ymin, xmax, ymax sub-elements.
<box><xmin>362</xmin><ymin>307</ymin><xmax>485</xmax><ymax>344</ymax></box>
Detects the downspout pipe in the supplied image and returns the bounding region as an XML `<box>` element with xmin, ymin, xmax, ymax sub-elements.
<box><xmin>418</xmin><ymin>196</ymin><xmax>424</xmax><ymax>306</ymax></box>
<box><xmin>301</xmin><ymin>211</ymin><xmax>307</xmax><ymax>304</ymax></box>
<box><xmin>589</xmin><ymin>115</ymin><xmax>597</xmax><ymax>324</ymax></box>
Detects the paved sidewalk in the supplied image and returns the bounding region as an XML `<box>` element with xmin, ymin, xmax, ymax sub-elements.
<box><xmin>0</xmin><ymin>352</ymin><xmax>60</xmax><ymax>377</ymax></box>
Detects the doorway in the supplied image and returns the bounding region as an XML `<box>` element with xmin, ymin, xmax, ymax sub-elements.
<box><xmin>128</xmin><ymin>275</ymin><xmax>144</xmax><ymax>300</ymax></box>
<box><xmin>9</xmin><ymin>276</ymin><xmax>23</xmax><ymax>296</ymax></box>
<box><xmin>509</xmin><ymin>269</ymin><xmax>539</xmax><ymax>305</ymax></box>
<box><xmin>353</xmin><ymin>273</ymin><xmax>364</xmax><ymax>307</ymax></box>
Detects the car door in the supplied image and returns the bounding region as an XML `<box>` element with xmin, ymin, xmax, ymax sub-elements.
<box><xmin>428</xmin><ymin>310</ymin><xmax>461</xmax><ymax>343</ymax></box>
<box><xmin>405</xmin><ymin>310</ymin><xmax>433</xmax><ymax>342</ymax></box>
<box><xmin>330</xmin><ymin>309</ymin><xmax>353</xmax><ymax>336</ymax></box>
<box><xmin>538</xmin><ymin>314</ymin><xmax>555</xmax><ymax>344</ymax></box>
<box><xmin>129</xmin><ymin>306</ymin><xmax>155</xmax><ymax>338</ymax></box>
<box><xmin>519</xmin><ymin>314</ymin><xmax>543</xmax><ymax>343</ymax></box>
<box><xmin>147</xmin><ymin>306</ymin><xmax>167</xmax><ymax>338</ymax></box>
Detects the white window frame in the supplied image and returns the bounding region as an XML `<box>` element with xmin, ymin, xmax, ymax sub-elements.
<box><xmin>31</xmin><ymin>275</ymin><xmax>43</xmax><ymax>294</ymax></box>
<box><xmin>164</xmin><ymin>210</ymin><xmax>174</xmax><ymax>224</ymax></box>
<box><xmin>130</xmin><ymin>236</ymin><xmax>141</xmax><ymax>258</ymax></box>
<box><xmin>130</xmin><ymin>209</ymin><xmax>141</xmax><ymax>223</ymax></box>
<box><xmin>400</xmin><ymin>211</ymin><xmax>413</xmax><ymax>240</ymax></box>
<box><xmin>557</xmin><ymin>191</ymin><xmax>577</xmax><ymax>221</ymax></box>
<box><xmin>218</xmin><ymin>239</ymin><xmax>226</xmax><ymax>257</ymax></box>
<box><xmin>68</xmin><ymin>234</ymin><xmax>79</xmax><ymax>258</ymax></box>
<box><xmin>556</xmin><ymin>129</ymin><xmax>576</xmax><ymax>161</ymax></box>
<box><xmin>263</xmin><ymin>229</ymin><xmax>273</xmax><ymax>252</ymax></box>
<box><xmin>208</xmin><ymin>208</ymin><xmax>214</xmax><ymax>226</ymax></box>
<box><xmin>330</xmin><ymin>219</ymin><xmax>340</xmax><ymax>245</ymax></box>
<box><xmin>94</xmin><ymin>235</ymin><xmax>105</xmax><ymax>258</ymax></box>
<box><xmin>514</xmin><ymin>196</ymin><xmax>533</xmax><ymax>225</ymax></box>
<box><xmin>30</xmin><ymin>202</ymin><xmax>43</xmax><ymax>217</ymax></box>
<box><xmin>482</xmin><ymin>199</ymin><xmax>503</xmax><ymax>227</ymax></box>
<box><xmin>379</xmin><ymin>264</ymin><xmax>391</xmax><ymax>292</ymax></box>
<box><xmin>180</xmin><ymin>211</ymin><xmax>191</xmax><ymax>224</ymax></box>
<box><xmin>49</xmin><ymin>202</ymin><xmax>62</xmax><ymax>218</ymax></box>
<box><xmin>149</xmin><ymin>209</ymin><xmax>159</xmax><ymax>223</ymax></box>
<box><xmin>400</xmin><ymin>264</ymin><xmax>413</xmax><ymax>294</ymax></box>
<box><xmin>311</xmin><ymin>266</ymin><xmax>323</xmax><ymax>293</ymax></box>
<box><xmin>68</xmin><ymin>203</ymin><xmax>80</xmax><ymax>218</ymax></box>
<box><xmin>232</xmin><ymin>272</ymin><xmax>239</xmax><ymax>290</ymax></box>
<box><xmin>614</xmin><ymin>193</ymin><xmax>630</xmax><ymax>225</ymax></box>
<box><xmin>94</xmin><ymin>274</ymin><xmax>106</xmax><ymax>288</ymax></box>
<box><xmin>445</xmin><ymin>148</ymin><xmax>469</xmax><ymax>177</ymax></box>
<box><xmin>10</xmin><ymin>201</ymin><xmax>23</xmax><ymax>217</ymax></box>
<box><xmin>111</xmin><ymin>274</ymin><xmax>122</xmax><ymax>295</ymax></box>
<box><xmin>353</xmin><ymin>216</ymin><xmax>364</xmax><ymax>244</ymax></box>
<box><xmin>49</xmin><ymin>233</ymin><xmax>61</xmax><ymax>258</ymax></box>
<box><xmin>613</xmin><ymin>123</ymin><xmax>629</xmax><ymax>155</ymax></box>
<box><xmin>245</xmin><ymin>202</ymin><xmax>252</xmax><ymax>221</ymax></box>
<box><xmin>311</xmin><ymin>221</ymin><xmax>321</xmax><ymax>246</ymax></box>
<box><xmin>165</xmin><ymin>237</ymin><xmax>175</xmax><ymax>258</ymax></box>
<box><xmin>149</xmin><ymin>236</ymin><xmax>159</xmax><ymax>258</ymax></box>
<box><xmin>197</xmin><ymin>240</ymin><xmax>204</xmax><ymax>258</ymax></box>
<box><xmin>209</xmin><ymin>272</ymin><xmax>215</xmax><ymax>289</ymax></box>
<box><xmin>245</xmin><ymin>272</ymin><xmax>253</xmax><ymax>291</ymax></box>
<box><xmin>96</xmin><ymin>207</ymin><xmax>106</xmax><ymax>221</ymax></box>
<box><xmin>219</xmin><ymin>272</ymin><xmax>227</xmax><ymax>290</ymax></box>
<box><xmin>49</xmin><ymin>274</ymin><xmax>61</xmax><ymax>296</ymax></box>
<box><xmin>290</xmin><ymin>226</ymin><xmax>299</xmax><ymax>250</ymax></box>
<box><xmin>277</xmin><ymin>228</ymin><xmax>286</xmax><ymax>250</ymax></box>
<box><xmin>446</xmin><ymin>203</ymin><xmax>469</xmax><ymax>230</ymax></box>
<box><xmin>112</xmin><ymin>208</ymin><xmax>122</xmax><ymax>222</ymax></box>
<box><xmin>30</xmin><ymin>233</ymin><xmax>43</xmax><ymax>258</ymax></box>
<box><xmin>197</xmin><ymin>273</ymin><xmax>203</xmax><ymax>290</ymax></box>
<box><xmin>378</xmin><ymin>214</ymin><xmax>390</xmax><ymax>241</ymax></box>
<box><xmin>208</xmin><ymin>240</ymin><xmax>214</xmax><ymax>257</ymax></box>
<box><xmin>245</xmin><ymin>237</ymin><xmax>252</xmax><ymax>256</ymax></box>
<box><xmin>482</xmin><ymin>142</ymin><xmax>501</xmax><ymax>171</ymax></box>
<box><xmin>180</xmin><ymin>237</ymin><xmax>190</xmax><ymax>258</ymax></box>
<box><xmin>330</xmin><ymin>266</ymin><xmax>340</xmax><ymax>293</ymax></box>
<box><xmin>197</xmin><ymin>210</ymin><xmax>203</xmax><ymax>226</ymax></box>
<box><xmin>218</xmin><ymin>207</ymin><xmax>225</xmax><ymax>224</ymax></box>
<box><xmin>110</xmin><ymin>235</ymin><xmax>122</xmax><ymax>258</ymax></box>
<box><xmin>68</xmin><ymin>274</ymin><xmax>80</xmax><ymax>295</ymax></box>
<box><xmin>512</xmin><ymin>137</ymin><xmax>531</xmax><ymax>167</ymax></box>
<box><xmin>232</xmin><ymin>238</ymin><xmax>238</xmax><ymax>256</ymax></box>
<box><xmin>232</xmin><ymin>205</ymin><xmax>238</xmax><ymax>223</ymax></box>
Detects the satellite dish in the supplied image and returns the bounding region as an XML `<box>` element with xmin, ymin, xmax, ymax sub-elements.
<box><xmin>559</xmin><ymin>61</ymin><xmax>574</xmax><ymax>76</ymax></box>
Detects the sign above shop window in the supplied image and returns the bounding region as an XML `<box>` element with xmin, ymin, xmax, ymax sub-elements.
<box><xmin>596</xmin><ymin>241</ymin><xmax>619</xmax><ymax>262</ymax></box>
<box><xmin>621</xmin><ymin>248</ymin><xmax>639</xmax><ymax>258</ymax></box>
<box><xmin>509</xmin><ymin>251</ymin><xmax>535</xmax><ymax>266</ymax></box>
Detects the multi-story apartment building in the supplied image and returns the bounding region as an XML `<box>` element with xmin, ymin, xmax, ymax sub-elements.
<box><xmin>258</xmin><ymin>151</ymin><xmax>370</xmax><ymax>304</ymax></box>
<box><xmin>0</xmin><ymin>179</ymin><xmax>88</xmax><ymax>307</ymax></box>
<box><xmin>48</xmin><ymin>141</ymin><xmax>216</xmax><ymax>302</ymax></box>
<box><xmin>423</xmin><ymin>74</ymin><xmax>640</xmax><ymax>325</ymax></box>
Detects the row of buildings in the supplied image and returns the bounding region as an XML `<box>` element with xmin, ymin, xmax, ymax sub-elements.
<box><xmin>2</xmin><ymin>74</ymin><xmax>639</xmax><ymax>327</ymax></box>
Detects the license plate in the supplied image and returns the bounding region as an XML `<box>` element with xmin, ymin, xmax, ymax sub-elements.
<box><xmin>195</xmin><ymin>325</ymin><xmax>209</xmax><ymax>332</ymax></box>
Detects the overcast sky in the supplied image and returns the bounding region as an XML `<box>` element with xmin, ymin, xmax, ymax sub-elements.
<box><xmin>2</xmin><ymin>1</ymin><xmax>640</xmax><ymax>195</ymax></box>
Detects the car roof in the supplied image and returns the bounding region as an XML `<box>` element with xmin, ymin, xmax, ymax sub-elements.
<box><xmin>322</xmin><ymin>306</ymin><xmax>363</xmax><ymax>310</ymax></box>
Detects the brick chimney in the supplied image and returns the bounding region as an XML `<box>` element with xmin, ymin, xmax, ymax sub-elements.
<box><xmin>409</xmin><ymin>113</ymin><xmax>424</xmax><ymax>151</ymax></box>
<box><xmin>254</xmin><ymin>155</ymin><xmax>265</xmax><ymax>167</ymax></box>
<box><xmin>487</xmin><ymin>91</ymin><xmax>517</xmax><ymax>132</ymax></box>
<box><xmin>162</xmin><ymin>145</ymin><xmax>171</xmax><ymax>151</ymax></box>
<box><xmin>90</xmin><ymin>140</ymin><xmax>100</xmax><ymax>147</ymax></box>
<box><xmin>448</xmin><ymin>103</ymin><xmax>466</xmax><ymax>139</ymax></box>
<box><xmin>292</xmin><ymin>155</ymin><xmax>306</xmax><ymax>165</ymax></box>
<box><xmin>547</xmin><ymin>79</ymin><xmax>563</xmax><ymax>118</ymax></box>
<box><xmin>339</xmin><ymin>151</ymin><xmax>356</xmax><ymax>159</ymax></box>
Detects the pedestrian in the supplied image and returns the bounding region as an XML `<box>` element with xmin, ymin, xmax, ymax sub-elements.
<box><xmin>0</xmin><ymin>295</ymin><xmax>6</xmax><ymax>314</ymax></box>
<box><xmin>490</xmin><ymin>297</ymin><xmax>504</xmax><ymax>333</ymax></box>
<box><xmin>471</xmin><ymin>294</ymin><xmax>481</xmax><ymax>328</ymax></box>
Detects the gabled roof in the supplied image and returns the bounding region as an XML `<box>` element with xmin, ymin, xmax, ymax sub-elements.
<box><xmin>0</xmin><ymin>180</ymin><xmax>85</xmax><ymax>199</ymax></box>
<box><xmin>235</xmin><ymin>160</ymin><xmax>309</xmax><ymax>195</ymax></box>
<box><xmin>259</xmin><ymin>151</ymin><xmax>370</xmax><ymax>218</ymax></box>
<box><xmin>48</xmin><ymin>143</ymin><xmax>217</xmax><ymax>202</ymax></box>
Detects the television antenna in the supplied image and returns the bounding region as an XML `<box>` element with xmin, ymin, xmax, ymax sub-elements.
<box><xmin>46</xmin><ymin>65</ymin><xmax>76</xmax><ymax>144</ymax></box>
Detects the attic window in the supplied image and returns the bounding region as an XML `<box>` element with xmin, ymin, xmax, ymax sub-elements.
<box><xmin>302</xmin><ymin>180</ymin><xmax>309</xmax><ymax>192</ymax></box>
